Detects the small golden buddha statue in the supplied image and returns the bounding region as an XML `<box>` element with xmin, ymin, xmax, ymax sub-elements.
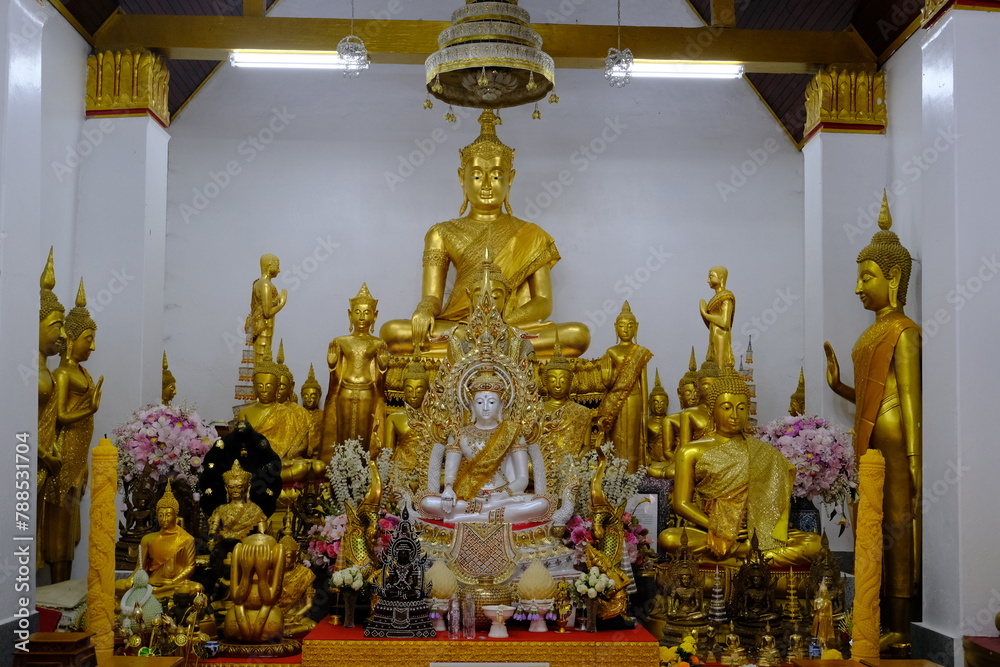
<box><xmin>223</xmin><ymin>533</ymin><xmax>286</xmax><ymax>644</ymax></box>
<box><xmin>322</xmin><ymin>283</ymin><xmax>388</xmax><ymax>456</ymax></box>
<box><xmin>540</xmin><ymin>340</ymin><xmax>593</xmax><ymax>458</ymax></box>
<box><xmin>719</xmin><ymin>622</ymin><xmax>748</xmax><ymax>667</ymax></box>
<box><xmin>597</xmin><ymin>302</ymin><xmax>653</xmax><ymax>473</ymax></box>
<box><xmin>789</xmin><ymin>368</ymin><xmax>805</xmax><ymax>416</ymax></box>
<box><xmin>699</xmin><ymin>265</ymin><xmax>736</xmax><ymax>366</ymax></box>
<box><xmin>757</xmin><ymin>623</ymin><xmax>783</xmax><ymax>667</ymax></box>
<box><xmin>246</xmin><ymin>253</ymin><xmax>288</xmax><ymax>366</ymax></box>
<box><xmin>38</xmin><ymin>248</ymin><xmax>66</xmax><ymax>496</ymax></box>
<box><xmin>300</xmin><ymin>364</ymin><xmax>324</xmax><ymax>460</ymax></box>
<box><xmin>678</xmin><ymin>347</ymin><xmax>701</xmax><ymax>410</ymax></box>
<box><xmin>207</xmin><ymin>461</ymin><xmax>269</xmax><ymax>544</ymax></box>
<box><xmin>659</xmin><ymin>370</ymin><xmax>820</xmax><ymax>567</ymax></box>
<box><xmin>379</xmin><ymin>109</ymin><xmax>590</xmax><ymax>358</ymax></box>
<box><xmin>116</xmin><ymin>480</ymin><xmax>203</xmax><ymax>600</ymax></box>
<box><xmin>811</xmin><ymin>581</ymin><xmax>837</xmax><ymax>650</ymax></box>
<box><xmin>277</xmin><ymin>522</ymin><xmax>316</xmax><ymax>637</ymax></box>
<box><xmin>162</xmin><ymin>351</ymin><xmax>176</xmax><ymax>405</ymax></box>
<box><xmin>653</xmin><ymin>349</ymin><xmax>700</xmax><ymax>480</ymax></box>
<box><xmin>678</xmin><ymin>359</ymin><xmax>720</xmax><ymax>447</ymax></box>
<box><xmin>823</xmin><ymin>192</ymin><xmax>921</xmax><ymax>645</ymax></box>
<box><xmin>666</xmin><ymin>565</ymin><xmax>705</xmax><ymax>621</ymax></box>
<box><xmin>646</xmin><ymin>369</ymin><xmax>672</xmax><ymax>469</ymax></box>
<box><xmin>787</xmin><ymin>623</ymin><xmax>808</xmax><ymax>659</ymax></box>
<box><xmin>382</xmin><ymin>359</ymin><xmax>430</xmax><ymax>475</ymax></box>
<box><xmin>43</xmin><ymin>278</ymin><xmax>104</xmax><ymax>583</ymax></box>
<box><xmin>274</xmin><ymin>341</ymin><xmax>320</xmax><ymax>465</ymax></box>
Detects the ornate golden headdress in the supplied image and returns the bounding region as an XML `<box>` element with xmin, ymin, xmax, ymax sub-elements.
<box><xmin>302</xmin><ymin>363</ymin><xmax>322</xmax><ymax>393</ymax></box>
<box><xmin>39</xmin><ymin>247</ymin><xmax>65</xmax><ymax>322</ymax></box>
<box><xmin>679</xmin><ymin>347</ymin><xmax>699</xmax><ymax>387</ymax></box>
<box><xmin>349</xmin><ymin>282</ymin><xmax>378</xmax><ymax>310</ymax></box>
<box><xmin>275</xmin><ymin>339</ymin><xmax>292</xmax><ymax>382</ymax></box>
<box><xmin>279</xmin><ymin>514</ymin><xmax>299</xmax><ymax>556</ymax></box>
<box><xmin>857</xmin><ymin>190</ymin><xmax>912</xmax><ymax>306</ymax></box>
<box><xmin>162</xmin><ymin>351</ymin><xmax>176</xmax><ymax>392</ymax></box>
<box><xmin>64</xmin><ymin>278</ymin><xmax>97</xmax><ymax>340</ymax></box>
<box><xmin>544</xmin><ymin>336</ymin><xmax>572</xmax><ymax>375</ymax></box>
<box><xmin>469</xmin><ymin>370</ymin><xmax>505</xmax><ymax>395</ymax></box>
<box><xmin>402</xmin><ymin>359</ymin><xmax>430</xmax><ymax>383</ymax></box>
<box><xmin>459</xmin><ymin>110</ymin><xmax>515</xmax><ymax>170</ymax></box>
<box><xmin>650</xmin><ymin>368</ymin><xmax>668</xmax><ymax>399</ymax></box>
<box><xmin>222</xmin><ymin>460</ymin><xmax>252</xmax><ymax>487</ymax></box>
<box><xmin>156</xmin><ymin>479</ymin><xmax>180</xmax><ymax>512</ymax></box>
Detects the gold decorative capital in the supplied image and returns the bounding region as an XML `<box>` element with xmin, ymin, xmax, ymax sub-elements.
<box><xmin>86</xmin><ymin>49</ymin><xmax>170</xmax><ymax>127</ymax></box>
<box><xmin>803</xmin><ymin>65</ymin><xmax>886</xmax><ymax>142</ymax></box>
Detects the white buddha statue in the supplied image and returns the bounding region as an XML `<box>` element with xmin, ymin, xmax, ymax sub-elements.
<box><xmin>418</xmin><ymin>369</ymin><xmax>550</xmax><ymax>524</ymax></box>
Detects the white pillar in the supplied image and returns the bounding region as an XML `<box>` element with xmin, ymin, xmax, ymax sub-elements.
<box><xmin>68</xmin><ymin>115</ymin><xmax>169</xmax><ymax>579</ymax></box>
<box><xmin>917</xmin><ymin>10</ymin><xmax>1000</xmax><ymax>665</ymax></box>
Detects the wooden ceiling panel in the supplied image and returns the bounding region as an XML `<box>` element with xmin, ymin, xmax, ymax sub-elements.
<box><xmin>67</xmin><ymin>0</ymin><xmax>119</xmax><ymax>36</ymax></box>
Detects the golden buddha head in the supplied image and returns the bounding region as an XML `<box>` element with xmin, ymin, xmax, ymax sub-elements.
<box><xmin>162</xmin><ymin>351</ymin><xmax>176</xmax><ymax>404</ymax></box>
<box><xmin>301</xmin><ymin>363</ymin><xmax>322</xmax><ymax>410</ymax></box>
<box><xmin>678</xmin><ymin>347</ymin><xmax>699</xmax><ymax>409</ymax></box>
<box><xmin>708</xmin><ymin>265</ymin><xmax>728</xmax><ymax>289</ymax></box>
<box><xmin>614</xmin><ymin>301</ymin><xmax>638</xmax><ymax>343</ymax></box>
<box><xmin>856</xmin><ymin>192</ymin><xmax>911</xmax><ymax>310</ymax></box>
<box><xmin>401</xmin><ymin>360</ymin><xmax>430</xmax><ymax>409</ymax></box>
<box><xmin>707</xmin><ymin>370</ymin><xmax>751</xmax><ymax>437</ymax></box>
<box><xmin>695</xmin><ymin>360</ymin><xmax>721</xmax><ymax>405</ymax></box>
<box><xmin>348</xmin><ymin>283</ymin><xmax>378</xmax><ymax>333</ymax></box>
<box><xmin>222</xmin><ymin>460</ymin><xmax>252</xmax><ymax>501</ymax></box>
<box><xmin>39</xmin><ymin>247</ymin><xmax>67</xmax><ymax>358</ymax></box>
<box><xmin>274</xmin><ymin>339</ymin><xmax>294</xmax><ymax>402</ymax></box>
<box><xmin>650</xmin><ymin>369</ymin><xmax>669</xmax><ymax>417</ymax></box>
<box><xmin>63</xmin><ymin>278</ymin><xmax>97</xmax><ymax>362</ymax></box>
<box><xmin>260</xmin><ymin>253</ymin><xmax>280</xmax><ymax>278</ymax></box>
<box><xmin>458</xmin><ymin>110</ymin><xmax>515</xmax><ymax>216</ymax></box>
<box><xmin>156</xmin><ymin>479</ymin><xmax>180</xmax><ymax>529</ymax></box>
<box><xmin>252</xmin><ymin>358</ymin><xmax>280</xmax><ymax>404</ymax></box>
<box><xmin>543</xmin><ymin>341</ymin><xmax>573</xmax><ymax>401</ymax></box>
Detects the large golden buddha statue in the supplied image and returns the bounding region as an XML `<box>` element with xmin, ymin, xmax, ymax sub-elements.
<box><xmin>322</xmin><ymin>283</ymin><xmax>388</xmax><ymax>455</ymax></box>
<box><xmin>699</xmin><ymin>265</ymin><xmax>736</xmax><ymax>366</ymax></box>
<box><xmin>823</xmin><ymin>193</ymin><xmax>921</xmax><ymax>645</ymax></box>
<box><xmin>44</xmin><ymin>279</ymin><xmax>103</xmax><ymax>583</ymax></box>
<box><xmin>597</xmin><ymin>302</ymin><xmax>653</xmax><ymax>473</ymax></box>
<box><xmin>38</xmin><ymin>249</ymin><xmax>66</xmax><ymax>498</ymax></box>
<box><xmin>379</xmin><ymin>109</ymin><xmax>590</xmax><ymax>358</ymax></box>
<box><xmin>659</xmin><ymin>370</ymin><xmax>820</xmax><ymax>567</ymax></box>
<box><xmin>115</xmin><ymin>481</ymin><xmax>203</xmax><ymax>600</ymax></box>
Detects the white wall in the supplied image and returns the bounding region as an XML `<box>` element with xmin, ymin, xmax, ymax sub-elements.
<box><xmin>164</xmin><ymin>64</ymin><xmax>806</xmax><ymax>429</ymax></box>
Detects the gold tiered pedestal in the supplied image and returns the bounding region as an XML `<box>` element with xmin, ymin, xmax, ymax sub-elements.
<box><xmin>302</xmin><ymin>623</ymin><xmax>660</xmax><ymax>667</ymax></box>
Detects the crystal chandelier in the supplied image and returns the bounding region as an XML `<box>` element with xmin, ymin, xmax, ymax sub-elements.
<box><xmin>604</xmin><ymin>0</ymin><xmax>633</xmax><ymax>87</ymax></box>
<box><xmin>426</xmin><ymin>1</ymin><xmax>554</xmax><ymax>109</ymax></box>
<box><xmin>338</xmin><ymin>0</ymin><xmax>369</xmax><ymax>78</ymax></box>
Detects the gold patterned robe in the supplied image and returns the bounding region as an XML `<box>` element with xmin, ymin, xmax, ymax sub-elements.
<box><xmin>598</xmin><ymin>344</ymin><xmax>653</xmax><ymax>472</ymax></box>
<box><xmin>541</xmin><ymin>400</ymin><xmax>592</xmax><ymax>458</ymax></box>
<box><xmin>253</xmin><ymin>403</ymin><xmax>309</xmax><ymax>461</ymax></box>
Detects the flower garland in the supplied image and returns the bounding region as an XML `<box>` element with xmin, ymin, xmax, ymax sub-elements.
<box><xmin>114</xmin><ymin>403</ymin><xmax>216</xmax><ymax>494</ymax></box>
<box><xmin>758</xmin><ymin>415</ymin><xmax>857</xmax><ymax>506</ymax></box>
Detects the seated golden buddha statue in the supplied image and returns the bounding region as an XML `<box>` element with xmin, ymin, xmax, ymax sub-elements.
<box><xmin>207</xmin><ymin>461</ymin><xmax>269</xmax><ymax>545</ymax></box>
<box><xmin>646</xmin><ymin>370</ymin><xmax>673</xmax><ymax>473</ymax></box>
<box><xmin>237</xmin><ymin>358</ymin><xmax>318</xmax><ymax>484</ymax></box>
<box><xmin>678</xmin><ymin>359</ymin><xmax>720</xmax><ymax>447</ymax></box>
<box><xmin>116</xmin><ymin>480</ymin><xmax>203</xmax><ymax>600</ymax></box>
<box><xmin>540</xmin><ymin>340</ymin><xmax>593</xmax><ymax>459</ymax></box>
<box><xmin>659</xmin><ymin>370</ymin><xmax>820</xmax><ymax>567</ymax></box>
<box><xmin>277</xmin><ymin>523</ymin><xmax>316</xmax><ymax>637</ymax></box>
<box><xmin>300</xmin><ymin>364</ymin><xmax>325</xmax><ymax>461</ymax></box>
<box><xmin>379</xmin><ymin>109</ymin><xmax>590</xmax><ymax>359</ymax></box>
<box><xmin>381</xmin><ymin>360</ymin><xmax>430</xmax><ymax>480</ymax></box>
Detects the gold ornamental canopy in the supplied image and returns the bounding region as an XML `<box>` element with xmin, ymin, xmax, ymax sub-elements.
<box><xmin>426</xmin><ymin>0</ymin><xmax>554</xmax><ymax>109</ymax></box>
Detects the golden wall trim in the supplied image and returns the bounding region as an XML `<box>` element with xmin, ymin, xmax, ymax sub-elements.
<box><xmin>803</xmin><ymin>65</ymin><xmax>886</xmax><ymax>142</ymax></box>
<box><xmin>86</xmin><ymin>49</ymin><xmax>170</xmax><ymax>127</ymax></box>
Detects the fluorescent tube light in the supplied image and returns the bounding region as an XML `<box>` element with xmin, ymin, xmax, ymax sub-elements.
<box><xmin>229</xmin><ymin>51</ymin><xmax>350</xmax><ymax>69</ymax></box>
<box><xmin>629</xmin><ymin>61</ymin><xmax>744</xmax><ymax>79</ymax></box>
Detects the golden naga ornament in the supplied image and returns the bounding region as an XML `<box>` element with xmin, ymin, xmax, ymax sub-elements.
<box><xmin>824</xmin><ymin>190</ymin><xmax>921</xmax><ymax>647</ymax></box>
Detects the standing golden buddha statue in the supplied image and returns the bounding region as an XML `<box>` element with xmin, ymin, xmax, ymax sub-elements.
<box><xmin>38</xmin><ymin>249</ymin><xmax>66</xmax><ymax>498</ymax></box>
<box><xmin>322</xmin><ymin>283</ymin><xmax>388</xmax><ymax>455</ymax></box>
<box><xmin>246</xmin><ymin>253</ymin><xmax>288</xmax><ymax>366</ymax></box>
<box><xmin>300</xmin><ymin>364</ymin><xmax>325</xmax><ymax>461</ymax></box>
<box><xmin>597</xmin><ymin>302</ymin><xmax>653</xmax><ymax>473</ymax></box>
<box><xmin>678</xmin><ymin>360</ymin><xmax>721</xmax><ymax>447</ymax></box>
<box><xmin>44</xmin><ymin>279</ymin><xmax>104</xmax><ymax>583</ymax></box>
<box><xmin>381</xmin><ymin>360</ymin><xmax>430</xmax><ymax>480</ymax></box>
<box><xmin>699</xmin><ymin>266</ymin><xmax>736</xmax><ymax>366</ymax></box>
<box><xmin>824</xmin><ymin>192</ymin><xmax>921</xmax><ymax>647</ymax></box>
<box><xmin>162</xmin><ymin>351</ymin><xmax>176</xmax><ymax>405</ymax></box>
<box><xmin>379</xmin><ymin>109</ymin><xmax>590</xmax><ymax>358</ymax></box>
<box><xmin>540</xmin><ymin>340</ymin><xmax>593</xmax><ymax>458</ymax></box>
<box><xmin>646</xmin><ymin>370</ymin><xmax>674</xmax><ymax>478</ymax></box>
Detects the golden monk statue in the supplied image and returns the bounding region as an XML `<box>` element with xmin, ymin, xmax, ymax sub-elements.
<box><xmin>381</xmin><ymin>360</ymin><xmax>430</xmax><ymax>472</ymax></box>
<box><xmin>379</xmin><ymin>109</ymin><xmax>590</xmax><ymax>358</ymax></box>
<box><xmin>115</xmin><ymin>481</ymin><xmax>203</xmax><ymax>600</ymax></box>
<box><xmin>678</xmin><ymin>360</ymin><xmax>720</xmax><ymax>447</ymax></box>
<box><xmin>540</xmin><ymin>342</ymin><xmax>593</xmax><ymax>458</ymax></box>
<box><xmin>789</xmin><ymin>368</ymin><xmax>805</xmax><ymax>417</ymax></box>
<box><xmin>699</xmin><ymin>266</ymin><xmax>736</xmax><ymax>367</ymax></box>
<box><xmin>237</xmin><ymin>358</ymin><xmax>318</xmax><ymax>483</ymax></box>
<box><xmin>277</xmin><ymin>524</ymin><xmax>316</xmax><ymax>636</ymax></box>
<box><xmin>300</xmin><ymin>364</ymin><xmax>324</xmax><ymax>461</ymax></box>
<box><xmin>207</xmin><ymin>461</ymin><xmax>269</xmax><ymax>544</ymax></box>
<box><xmin>246</xmin><ymin>253</ymin><xmax>288</xmax><ymax>366</ymax></box>
<box><xmin>823</xmin><ymin>193</ymin><xmax>921</xmax><ymax>646</ymax></box>
<box><xmin>224</xmin><ymin>533</ymin><xmax>286</xmax><ymax>644</ymax></box>
<box><xmin>659</xmin><ymin>370</ymin><xmax>820</xmax><ymax>567</ymax></box>
<box><xmin>322</xmin><ymin>283</ymin><xmax>388</xmax><ymax>456</ymax></box>
<box><xmin>38</xmin><ymin>249</ymin><xmax>66</xmax><ymax>497</ymax></box>
<box><xmin>162</xmin><ymin>351</ymin><xmax>176</xmax><ymax>404</ymax></box>
<box><xmin>44</xmin><ymin>279</ymin><xmax>103</xmax><ymax>583</ymax></box>
<box><xmin>597</xmin><ymin>302</ymin><xmax>653</xmax><ymax>473</ymax></box>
